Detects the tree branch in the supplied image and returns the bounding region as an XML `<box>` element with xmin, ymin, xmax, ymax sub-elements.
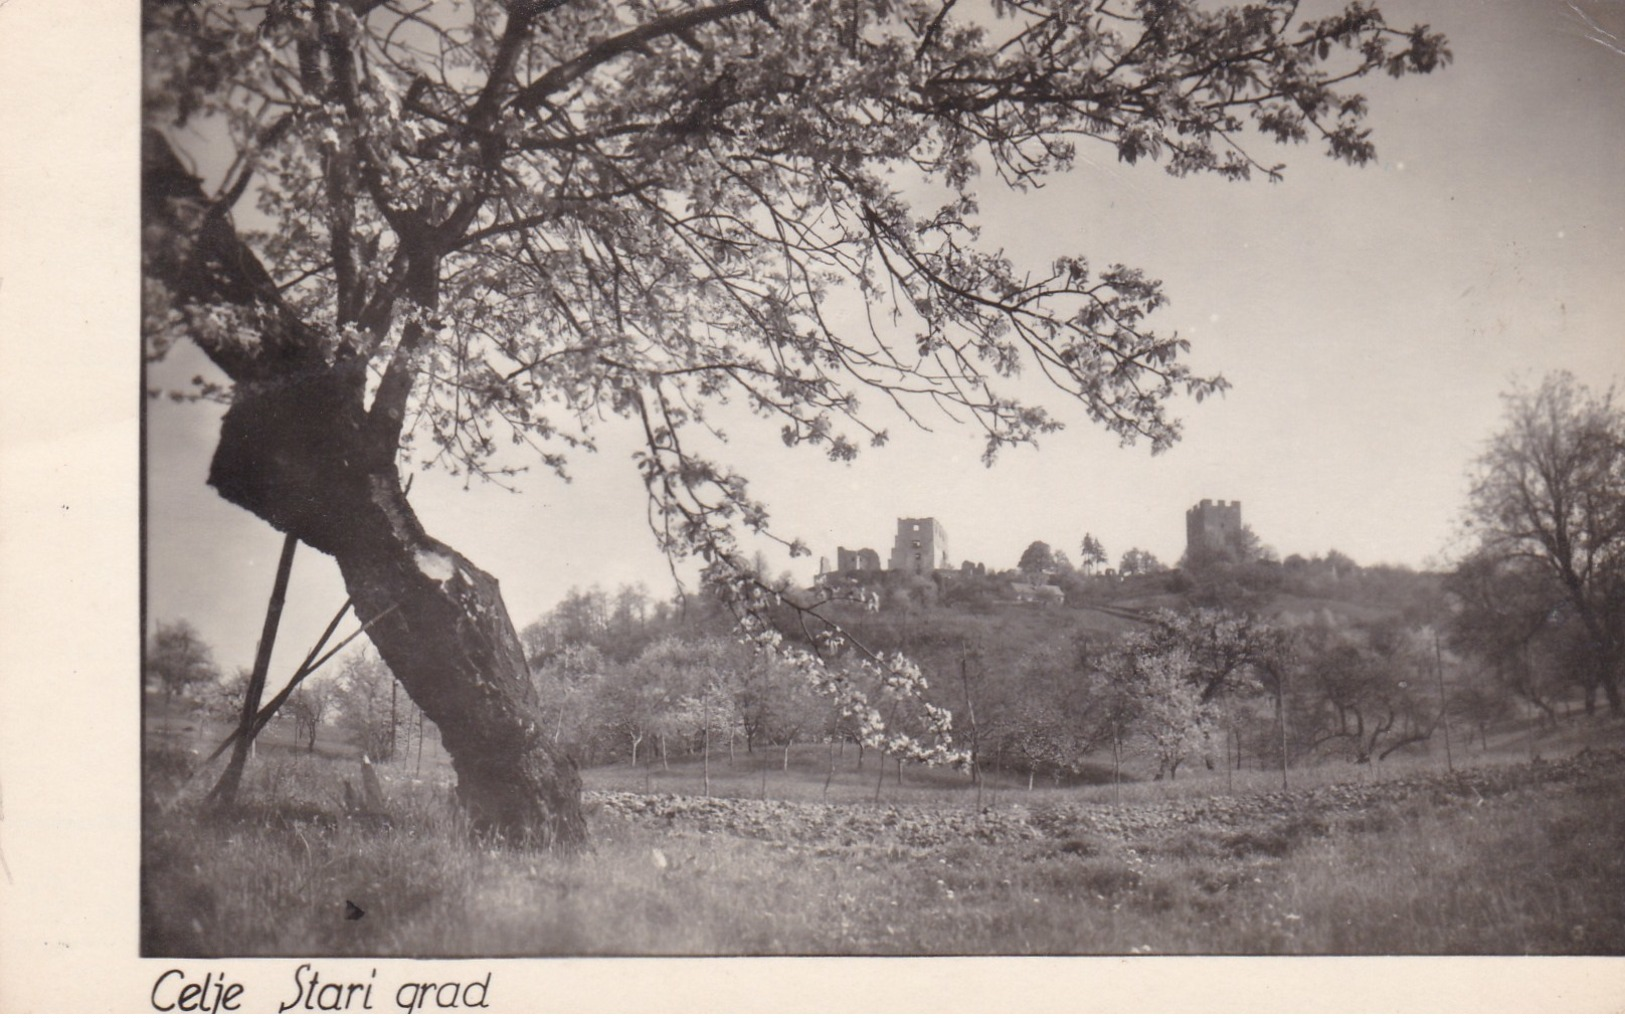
<box><xmin>511</xmin><ymin>0</ymin><xmax>766</xmax><ymax>113</ymax></box>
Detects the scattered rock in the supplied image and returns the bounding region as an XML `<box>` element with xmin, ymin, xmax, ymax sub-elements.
<box><xmin>585</xmin><ymin>749</ymin><xmax>1625</xmax><ymax>853</ymax></box>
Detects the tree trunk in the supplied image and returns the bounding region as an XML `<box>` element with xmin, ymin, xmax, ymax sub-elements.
<box><xmin>1111</xmin><ymin>725</ymin><xmax>1122</xmax><ymax>806</ymax></box>
<box><xmin>389</xmin><ymin>675</ymin><xmax>399</xmax><ymax>761</ymax></box>
<box><xmin>702</xmin><ymin>719</ymin><xmax>711</xmax><ymax>798</ymax></box>
<box><xmin>144</xmin><ymin>134</ymin><xmax>584</xmax><ymax>849</ymax></box>
<box><xmin>1276</xmin><ymin>689</ymin><xmax>1290</xmax><ymax>791</ymax></box>
<box><xmin>207</xmin><ymin>373</ymin><xmax>585</xmax><ymax>847</ymax></box>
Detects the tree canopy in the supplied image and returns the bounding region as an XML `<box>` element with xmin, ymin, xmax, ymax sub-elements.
<box><xmin>1118</xmin><ymin>547</ymin><xmax>1164</xmax><ymax>576</ymax></box>
<box><xmin>147</xmin><ymin>619</ymin><xmax>221</xmax><ymax>703</ymax></box>
<box><xmin>1018</xmin><ymin>540</ymin><xmax>1057</xmax><ymax>575</ymax></box>
<box><xmin>1461</xmin><ymin>372</ymin><xmax>1625</xmax><ymax>714</ymax></box>
<box><xmin>147</xmin><ymin>0</ymin><xmax>1448</xmax><ymax>573</ymax></box>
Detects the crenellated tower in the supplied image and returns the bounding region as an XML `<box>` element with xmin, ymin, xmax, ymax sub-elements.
<box><xmin>1185</xmin><ymin>499</ymin><xmax>1243</xmax><ymax>563</ymax></box>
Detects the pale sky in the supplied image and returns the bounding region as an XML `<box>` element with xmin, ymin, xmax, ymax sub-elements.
<box><xmin>144</xmin><ymin>0</ymin><xmax>1625</xmax><ymax>678</ymax></box>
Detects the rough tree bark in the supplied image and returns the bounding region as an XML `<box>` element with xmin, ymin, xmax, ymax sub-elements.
<box><xmin>144</xmin><ymin>131</ymin><xmax>585</xmax><ymax>848</ymax></box>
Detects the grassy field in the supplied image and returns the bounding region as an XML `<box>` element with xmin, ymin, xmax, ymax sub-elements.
<box><xmin>142</xmin><ymin>706</ymin><xmax>1625</xmax><ymax>957</ymax></box>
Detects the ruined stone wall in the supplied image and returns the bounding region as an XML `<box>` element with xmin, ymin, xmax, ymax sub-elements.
<box><xmin>837</xmin><ymin>546</ymin><xmax>881</xmax><ymax>572</ymax></box>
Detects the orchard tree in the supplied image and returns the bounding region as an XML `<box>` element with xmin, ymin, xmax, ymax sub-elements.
<box><xmin>1107</xmin><ymin>607</ymin><xmax>1285</xmax><ymax>774</ymax></box>
<box><xmin>211</xmin><ymin>667</ymin><xmax>257</xmax><ymax>724</ymax></box>
<box><xmin>602</xmin><ymin>635</ymin><xmax>715</xmax><ymax>766</ymax></box>
<box><xmin>1445</xmin><ymin>551</ymin><xmax>1569</xmax><ymax>722</ymax></box>
<box><xmin>1119</xmin><ymin>547</ymin><xmax>1165</xmax><ymax>576</ymax></box>
<box><xmin>530</xmin><ymin>642</ymin><xmax>611</xmax><ymax>754</ymax></box>
<box><xmin>147</xmin><ymin>619</ymin><xmax>221</xmax><ymax>717</ymax></box>
<box><xmin>1463</xmin><ymin>373</ymin><xmax>1625</xmax><ymax>714</ymax></box>
<box><xmin>1289</xmin><ymin>614</ymin><xmax>1432</xmax><ymax>763</ymax></box>
<box><xmin>1102</xmin><ymin>638</ymin><xmax>1210</xmax><ymax>780</ymax></box>
<box><xmin>335</xmin><ymin>649</ymin><xmax>407</xmax><ymax>760</ymax></box>
<box><xmin>1140</xmin><ymin>607</ymin><xmax>1286</xmax><ymax>703</ymax></box>
<box><xmin>287</xmin><ymin>676</ymin><xmax>338</xmax><ymax>753</ymax></box>
<box><xmin>142</xmin><ymin>0</ymin><xmax>1448</xmax><ymax>844</ymax></box>
<box><xmin>1017</xmin><ymin>540</ymin><xmax>1057</xmax><ymax>577</ymax></box>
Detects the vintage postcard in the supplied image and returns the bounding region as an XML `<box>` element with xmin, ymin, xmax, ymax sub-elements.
<box><xmin>3</xmin><ymin>0</ymin><xmax>1625</xmax><ymax>1011</ymax></box>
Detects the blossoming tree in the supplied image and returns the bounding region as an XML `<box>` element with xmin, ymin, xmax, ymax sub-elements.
<box><xmin>142</xmin><ymin>0</ymin><xmax>1447</xmax><ymax>845</ymax></box>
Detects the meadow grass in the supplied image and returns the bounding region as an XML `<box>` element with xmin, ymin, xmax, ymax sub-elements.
<box><xmin>142</xmin><ymin>719</ymin><xmax>1625</xmax><ymax>957</ymax></box>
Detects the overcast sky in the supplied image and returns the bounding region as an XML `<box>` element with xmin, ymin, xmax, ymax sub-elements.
<box><xmin>145</xmin><ymin>0</ymin><xmax>1625</xmax><ymax>678</ymax></box>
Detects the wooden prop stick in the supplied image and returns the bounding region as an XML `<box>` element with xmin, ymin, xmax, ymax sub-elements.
<box><xmin>234</xmin><ymin>601</ymin><xmax>400</xmax><ymax>753</ymax></box>
<box><xmin>206</xmin><ymin>534</ymin><xmax>298</xmax><ymax>808</ymax></box>
<box><xmin>200</xmin><ymin>595</ymin><xmax>355</xmax><ymax>768</ymax></box>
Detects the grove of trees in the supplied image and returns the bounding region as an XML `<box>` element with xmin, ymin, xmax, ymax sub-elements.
<box><xmin>155</xmin><ymin>391</ymin><xmax>1621</xmax><ymax>801</ymax></box>
<box><xmin>143</xmin><ymin>0</ymin><xmax>1448</xmax><ymax>844</ymax></box>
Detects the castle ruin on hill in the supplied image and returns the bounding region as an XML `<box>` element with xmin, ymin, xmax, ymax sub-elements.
<box><xmin>889</xmin><ymin>517</ymin><xmax>950</xmax><ymax>576</ymax></box>
<box><xmin>1186</xmin><ymin>498</ymin><xmax>1244</xmax><ymax>562</ymax></box>
<box><xmin>835</xmin><ymin>546</ymin><xmax>881</xmax><ymax>572</ymax></box>
<box><xmin>828</xmin><ymin>517</ymin><xmax>949</xmax><ymax>578</ymax></box>
<box><xmin>827</xmin><ymin>502</ymin><xmax>1248</xmax><ymax>579</ymax></box>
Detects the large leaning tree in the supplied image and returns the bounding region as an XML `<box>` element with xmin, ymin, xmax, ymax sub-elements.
<box><xmin>142</xmin><ymin>0</ymin><xmax>1447</xmax><ymax>846</ymax></box>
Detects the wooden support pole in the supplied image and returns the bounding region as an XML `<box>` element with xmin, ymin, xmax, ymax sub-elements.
<box><xmin>207</xmin><ymin>534</ymin><xmax>298</xmax><ymax>809</ymax></box>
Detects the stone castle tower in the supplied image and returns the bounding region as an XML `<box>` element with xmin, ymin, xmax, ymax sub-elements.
<box><xmin>889</xmin><ymin>517</ymin><xmax>949</xmax><ymax>576</ymax></box>
<box><xmin>1185</xmin><ymin>499</ymin><xmax>1243</xmax><ymax>562</ymax></box>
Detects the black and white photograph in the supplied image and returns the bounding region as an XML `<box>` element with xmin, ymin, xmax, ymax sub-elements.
<box><xmin>4</xmin><ymin>0</ymin><xmax>1625</xmax><ymax>1008</ymax></box>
